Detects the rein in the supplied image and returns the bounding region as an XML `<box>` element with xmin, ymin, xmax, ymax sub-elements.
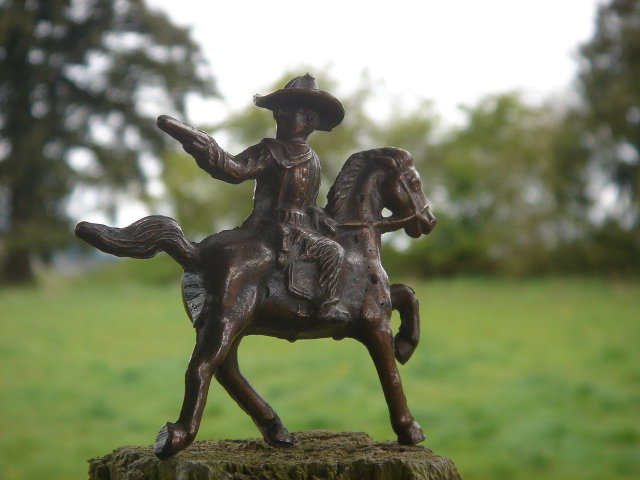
<box><xmin>336</xmin><ymin>204</ymin><xmax>428</xmax><ymax>231</ymax></box>
<box><xmin>330</xmin><ymin>150</ymin><xmax>428</xmax><ymax>232</ymax></box>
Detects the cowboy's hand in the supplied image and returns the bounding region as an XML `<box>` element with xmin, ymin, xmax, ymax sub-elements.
<box><xmin>308</xmin><ymin>206</ymin><xmax>336</xmax><ymax>234</ymax></box>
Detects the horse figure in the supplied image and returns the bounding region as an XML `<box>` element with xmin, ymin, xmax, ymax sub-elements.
<box><xmin>76</xmin><ymin>146</ymin><xmax>436</xmax><ymax>459</ymax></box>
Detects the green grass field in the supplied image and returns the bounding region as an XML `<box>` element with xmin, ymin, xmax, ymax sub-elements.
<box><xmin>1</xmin><ymin>264</ymin><xmax>638</xmax><ymax>479</ymax></box>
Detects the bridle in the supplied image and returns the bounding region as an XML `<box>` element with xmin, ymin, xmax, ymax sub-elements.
<box><xmin>337</xmin><ymin>154</ymin><xmax>428</xmax><ymax>231</ymax></box>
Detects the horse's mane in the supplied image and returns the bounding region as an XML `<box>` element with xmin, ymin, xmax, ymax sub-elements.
<box><xmin>326</xmin><ymin>152</ymin><xmax>371</xmax><ymax>217</ymax></box>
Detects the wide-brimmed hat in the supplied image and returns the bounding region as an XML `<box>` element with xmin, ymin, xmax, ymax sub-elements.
<box><xmin>253</xmin><ymin>73</ymin><xmax>345</xmax><ymax>131</ymax></box>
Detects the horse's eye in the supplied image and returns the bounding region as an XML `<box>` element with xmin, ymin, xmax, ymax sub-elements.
<box><xmin>410</xmin><ymin>176</ymin><xmax>420</xmax><ymax>191</ymax></box>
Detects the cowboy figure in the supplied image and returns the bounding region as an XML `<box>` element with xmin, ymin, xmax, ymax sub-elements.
<box><xmin>182</xmin><ymin>74</ymin><xmax>348</xmax><ymax>322</ymax></box>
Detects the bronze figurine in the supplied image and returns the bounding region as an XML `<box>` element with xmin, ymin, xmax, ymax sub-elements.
<box><xmin>75</xmin><ymin>74</ymin><xmax>436</xmax><ymax>459</ymax></box>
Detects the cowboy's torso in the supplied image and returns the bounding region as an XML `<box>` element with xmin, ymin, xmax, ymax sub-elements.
<box><xmin>243</xmin><ymin>138</ymin><xmax>321</xmax><ymax>229</ymax></box>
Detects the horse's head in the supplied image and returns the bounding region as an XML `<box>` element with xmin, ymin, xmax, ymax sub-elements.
<box><xmin>327</xmin><ymin>147</ymin><xmax>436</xmax><ymax>237</ymax></box>
<box><xmin>373</xmin><ymin>148</ymin><xmax>436</xmax><ymax>238</ymax></box>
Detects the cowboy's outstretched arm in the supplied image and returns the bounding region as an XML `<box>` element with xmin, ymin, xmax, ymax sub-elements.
<box><xmin>156</xmin><ymin>115</ymin><xmax>266</xmax><ymax>184</ymax></box>
<box><xmin>184</xmin><ymin>137</ymin><xmax>266</xmax><ymax>184</ymax></box>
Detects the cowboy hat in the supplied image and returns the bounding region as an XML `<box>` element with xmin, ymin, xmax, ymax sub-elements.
<box><xmin>253</xmin><ymin>73</ymin><xmax>345</xmax><ymax>132</ymax></box>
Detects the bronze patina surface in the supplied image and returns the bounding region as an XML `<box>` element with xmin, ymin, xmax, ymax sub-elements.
<box><xmin>76</xmin><ymin>74</ymin><xmax>437</xmax><ymax>459</ymax></box>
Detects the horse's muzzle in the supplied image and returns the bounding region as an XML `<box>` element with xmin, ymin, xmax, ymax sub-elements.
<box><xmin>421</xmin><ymin>205</ymin><xmax>437</xmax><ymax>233</ymax></box>
<box><xmin>405</xmin><ymin>206</ymin><xmax>436</xmax><ymax>238</ymax></box>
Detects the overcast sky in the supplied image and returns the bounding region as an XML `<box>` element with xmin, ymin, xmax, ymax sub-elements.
<box><xmin>148</xmin><ymin>0</ymin><xmax>602</xmax><ymax>125</ymax></box>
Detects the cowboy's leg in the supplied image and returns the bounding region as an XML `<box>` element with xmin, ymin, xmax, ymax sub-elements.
<box><xmin>299</xmin><ymin>231</ymin><xmax>345</xmax><ymax>307</ymax></box>
<box><xmin>215</xmin><ymin>338</ymin><xmax>293</xmax><ymax>447</ymax></box>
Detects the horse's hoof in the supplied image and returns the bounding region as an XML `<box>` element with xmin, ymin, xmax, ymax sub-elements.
<box><xmin>396</xmin><ymin>420</ymin><xmax>426</xmax><ymax>445</ymax></box>
<box><xmin>394</xmin><ymin>335</ymin><xmax>417</xmax><ymax>364</ymax></box>
<box><xmin>260</xmin><ymin>416</ymin><xmax>295</xmax><ymax>448</ymax></box>
<box><xmin>154</xmin><ymin>422</ymin><xmax>192</xmax><ymax>459</ymax></box>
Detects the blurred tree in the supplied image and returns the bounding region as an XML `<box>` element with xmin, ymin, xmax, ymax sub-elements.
<box><xmin>383</xmin><ymin>93</ymin><xmax>586</xmax><ymax>277</ymax></box>
<box><xmin>579</xmin><ymin>0</ymin><xmax>640</xmax><ymax>229</ymax></box>
<box><xmin>0</xmin><ymin>0</ymin><xmax>215</xmax><ymax>283</ymax></box>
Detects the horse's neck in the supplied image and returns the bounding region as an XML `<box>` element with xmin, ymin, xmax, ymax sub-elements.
<box><xmin>332</xmin><ymin>174</ymin><xmax>384</xmax><ymax>249</ymax></box>
<box><xmin>332</xmin><ymin>174</ymin><xmax>383</xmax><ymax>224</ymax></box>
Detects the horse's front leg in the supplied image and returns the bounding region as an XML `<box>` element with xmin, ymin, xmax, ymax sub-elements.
<box><xmin>357</xmin><ymin>306</ymin><xmax>425</xmax><ymax>445</ymax></box>
<box><xmin>154</xmin><ymin>314</ymin><xmax>247</xmax><ymax>459</ymax></box>
<box><xmin>215</xmin><ymin>338</ymin><xmax>294</xmax><ymax>447</ymax></box>
<box><xmin>391</xmin><ymin>283</ymin><xmax>420</xmax><ymax>364</ymax></box>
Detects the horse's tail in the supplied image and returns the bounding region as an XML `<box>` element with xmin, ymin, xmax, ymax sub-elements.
<box><xmin>390</xmin><ymin>283</ymin><xmax>421</xmax><ymax>364</ymax></box>
<box><xmin>75</xmin><ymin>215</ymin><xmax>199</xmax><ymax>270</ymax></box>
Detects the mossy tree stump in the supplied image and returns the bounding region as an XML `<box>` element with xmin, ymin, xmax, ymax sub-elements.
<box><xmin>89</xmin><ymin>430</ymin><xmax>461</xmax><ymax>480</ymax></box>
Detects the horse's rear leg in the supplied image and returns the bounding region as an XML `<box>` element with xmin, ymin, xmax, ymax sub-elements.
<box><xmin>358</xmin><ymin>314</ymin><xmax>425</xmax><ymax>445</ymax></box>
<box><xmin>215</xmin><ymin>339</ymin><xmax>294</xmax><ymax>447</ymax></box>
<box><xmin>154</xmin><ymin>316</ymin><xmax>246</xmax><ymax>459</ymax></box>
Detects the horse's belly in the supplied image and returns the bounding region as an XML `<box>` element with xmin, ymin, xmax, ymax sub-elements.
<box><xmin>249</xmin><ymin>295</ymin><xmax>352</xmax><ymax>341</ymax></box>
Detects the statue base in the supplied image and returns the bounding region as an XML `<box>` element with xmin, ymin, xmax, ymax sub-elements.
<box><xmin>88</xmin><ymin>430</ymin><xmax>462</xmax><ymax>480</ymax></box>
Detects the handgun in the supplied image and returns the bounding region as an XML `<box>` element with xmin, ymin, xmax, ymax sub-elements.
<box><xmin>156</xmin><ymin>115</ymin><xmax>212</xmax><ymax>147</ymax></box>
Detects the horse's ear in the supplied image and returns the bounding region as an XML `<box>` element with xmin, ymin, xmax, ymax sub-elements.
<box><xmin>373</xmin><ymin>147</ymin><xmax>413</xmax><ymax>173</ymax></box>
<box><xmin>378</xmin><ymin>154</ymin><xmax>400</xmax><ymax>175</ymax></box>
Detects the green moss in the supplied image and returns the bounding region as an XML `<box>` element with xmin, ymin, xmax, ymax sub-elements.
<box><xmin>89</xmin><ymin>431</ymin><xmax>461</xmax><ymax>480</ymax></box>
